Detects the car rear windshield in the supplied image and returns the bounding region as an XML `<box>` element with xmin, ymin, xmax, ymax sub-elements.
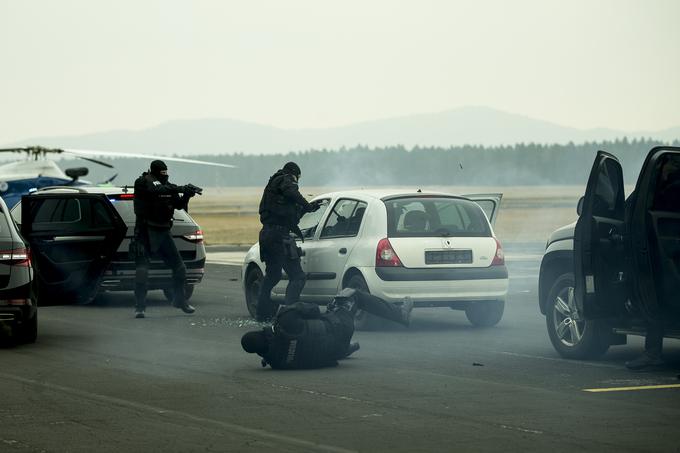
<box><xmin>384</xmin><ymin>196</ymin><xmax>491</xmax><ymax>238</ymax></box>
<box><xmin>108</xmin><ymin>197</ymin><xmax>193</xmax><ymax>224</ymax></box>
<box><xmin>0</xmin><ymin>208</ymin><xmax>12</xmax><ymax>239</ymax></box>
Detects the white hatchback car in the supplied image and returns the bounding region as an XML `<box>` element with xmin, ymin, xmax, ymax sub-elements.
<box><xmin>242</xmin><ymin>190</ymin><xmax>508</xmax><ymax>327</ymax></box>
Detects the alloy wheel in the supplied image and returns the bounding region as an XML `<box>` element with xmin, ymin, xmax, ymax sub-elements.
<box><xmin>551</xmin><ymin>286</ymin><xmax>585</xmax><ymax>347</ymax></box>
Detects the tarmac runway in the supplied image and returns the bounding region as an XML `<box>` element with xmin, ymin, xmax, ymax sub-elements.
<box><xmin>1</xmin><ymin>243</ymin><xmax>679</xmax><ymax>452</ymax></box>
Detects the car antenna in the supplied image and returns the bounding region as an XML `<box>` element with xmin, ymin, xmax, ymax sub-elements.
<box><xmin>122</xmin><ymin>185</ymin><xmax>129</xmax><ymax>194</ymax></box>
<box><xmin>417</xmin><ymin>188</ymin><xmax>422</xmax><ymax>193</ymax></box>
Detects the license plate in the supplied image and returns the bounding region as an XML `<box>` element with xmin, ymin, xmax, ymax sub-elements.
<box><xmin>425</xmin><ymin>250</ymin><xmax>473</xmax><ymax>264</ymax></box>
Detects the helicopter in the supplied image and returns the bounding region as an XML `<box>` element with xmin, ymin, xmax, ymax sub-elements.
<box><xmin>0</xmin><ymin>146</ymin><xmax>235</xmax><ymax>208</ymax></box>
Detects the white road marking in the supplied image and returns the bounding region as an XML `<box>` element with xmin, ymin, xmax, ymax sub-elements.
<box><xmin>0</xmin><ymin>371</ymin><xmax>356</xmax><ymax>453</ymax></box>
<box><xmin>206</xmin><ymin>251</ymin><xmax>247</xmax><ymax>265</ymax></box>
<box><xmin>499</xmin><ymin>425</ymin><xmax>543</xmax><ymax>435</ymax></box>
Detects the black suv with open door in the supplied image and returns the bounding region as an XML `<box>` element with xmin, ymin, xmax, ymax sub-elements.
<box><xmin>539</xmin><ymin>146</ymin><xmax>680</xmax><ymax>358</ymax></box>
<box><xmin>12</xmin><ymin>186</ymin><xmax>206</xmax><ymax>306</ymax></box>
<box><xmin>0</xmin><ymin>195</ymin><xmax>35</xmax><ymax>343</ymax></box>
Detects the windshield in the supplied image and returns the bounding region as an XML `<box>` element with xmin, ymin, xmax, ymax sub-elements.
<box><xmin>384</xmin><ymin>196</ymin><xmax>491</xmax><ymax>238</ymax></box>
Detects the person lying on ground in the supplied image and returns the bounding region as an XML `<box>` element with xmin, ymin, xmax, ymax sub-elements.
<box><xmin>241</xmin><ymin>289</ymin><xmax>413</xmax><ymax>369</ymax></box>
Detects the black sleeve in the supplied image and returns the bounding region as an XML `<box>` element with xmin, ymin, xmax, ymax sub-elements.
<box><xmin>136</xmin><ymin>177</ymin><xmax>183</xmax><ymax>197</ymax></box>
<box><xmin>278</xmin><ymin>175</ymin><xmax>311</xmax><ymax>211</ymax></box>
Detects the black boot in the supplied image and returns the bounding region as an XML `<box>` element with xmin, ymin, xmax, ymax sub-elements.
<box><xmin>344</xmin><ymin>342</ymin><xmax>360</xmax><ymax>358</ymax></box>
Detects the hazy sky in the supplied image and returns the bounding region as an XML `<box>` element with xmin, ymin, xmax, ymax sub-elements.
<box><xmin>1</xmin><ymin>0</ymin><xmax>679</xmax><ymax>144</ymax></box>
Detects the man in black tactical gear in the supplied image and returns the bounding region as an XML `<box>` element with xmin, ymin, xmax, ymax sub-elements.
<box><xmin>625</xmin><ymin>155</ymin><xmax>680</xmax><ymax>370</ymax></box>
<box><xmin>256</xmin><ymin>162</ymin><xmax>319</xmax><ymax>322</ymax></box>
<box><xmin>133</xmin><ymin>160</ymin><xmax>199</xmax><ymax>318</ymax></box>
<box><xmin>241</xmin><ymin>289</ymin><xmax>413</xmax><ymax>369</ymax></box>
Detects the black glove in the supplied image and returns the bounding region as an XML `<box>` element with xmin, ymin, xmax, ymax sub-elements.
<box><xmin>181</xmin><ymin>184</ymin><xmax>203</xmax><ymax>196</ymax></box>
<box><xmin>307</xmin><ymin>201</ymin><xmax>321</xmax><ymax>212</ymax></box>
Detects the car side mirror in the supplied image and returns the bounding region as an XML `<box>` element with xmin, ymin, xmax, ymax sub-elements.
<box><xmin>577</xmin><ymin>196</ymin><xmax>584</xmax><ymax>217</ymax></box>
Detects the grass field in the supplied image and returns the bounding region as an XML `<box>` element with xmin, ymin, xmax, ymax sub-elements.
<box><xmin>189</xmin><ymin>186</ymin><xmax>591</xmax><ymax>246</ymax></box>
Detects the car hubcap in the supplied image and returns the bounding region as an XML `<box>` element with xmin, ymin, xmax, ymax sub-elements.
<box><xmin>552</xmin><ymin>286</ymin><xmax>585</xmax><ymax>347</ymax></box>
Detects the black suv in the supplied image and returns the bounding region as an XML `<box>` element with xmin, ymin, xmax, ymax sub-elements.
<box><xmin>539</xmin><ymin>146</ymin><xmax>680</xmax><ymax>358</ymax></box>
<box><xmin>0</xmin><ymin>195</ymin><xmax>35</xmax><ymax>343</ymax></box>
<box><xmin>11</xmin><ymin>186</ymin><xmax>206</xmax><ymax>305</ymax></box>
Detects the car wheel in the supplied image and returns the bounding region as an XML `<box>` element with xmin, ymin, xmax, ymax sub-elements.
<box><xmin>245</xmin><ymin>267</ymin><xmax>263</xmax><ymax>319</ymax></box>
<box><xmin>545</xmin><ymin>273</ymin><xmax>609</xmax><ymax>359</ymax></box>
<box><xmin>18</xmin><ymin>313</ymin><xmax>37</xmax><ymax>344</ymax></box>
<box><xmin>465</xmin><ymin>301</ymin><xmax>504</xmax><ymax>327</ymax></box>
<box><xmin>344</xmin><ymin>274</ymin><xmax>381</xmax><ymax>331</ymax></box>
<box><xmin>163</xmin><ymin>285</ymin><xmax>195</xmax><ymax>303</ymax></box>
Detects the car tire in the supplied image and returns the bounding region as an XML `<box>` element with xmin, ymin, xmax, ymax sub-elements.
<box><xmin>163</xmin><ymin>285</ymin><xmax>195</xmax><ymax>303</ymax></box>
<box><xmin>245</xmin><ymin>267</ymin><xmax>263</xmax><ymax>319</ymax></box>
<box><xmin>465</xmin><ymin>301</ymin><xmax>504</xmax><ymax>327</ymax></box>
<box><xmin>545</xmin><ymin>273</ymin><xmax>610</xmax><ymax>359</ymax></box>
<box><xmin>17</xmin><ymin>313</ymin><xmax>37</xmax><ymax>344</ymax></box>
<box><xmin>343</xmin><ymin>274</ymin><xmax>382</xmax><ymax>331</ymax></box>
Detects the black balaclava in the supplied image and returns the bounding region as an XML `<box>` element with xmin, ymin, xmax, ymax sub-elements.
<box><xmin>282</xmin><ymin>162</ymin><xmax>301</xmax><ymax>180</ymax></box>
<box><xmin>150</xmin><ymin>160</ymin><xmax>168</xmax><ymax>184</ymax></box>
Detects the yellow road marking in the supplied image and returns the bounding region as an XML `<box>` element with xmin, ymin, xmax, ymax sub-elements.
<box><xmin>583</xmin><ymin>384</ymin><xmax>680</xmax><ymax>393</ymax></box>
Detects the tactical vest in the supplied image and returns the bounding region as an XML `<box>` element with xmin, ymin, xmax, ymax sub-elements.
<box><xmin>264</xmin><ymin>310</ymin><xmax>339</xmax><ymax>369</ymax></box>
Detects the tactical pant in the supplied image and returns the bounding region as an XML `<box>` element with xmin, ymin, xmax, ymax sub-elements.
<box><xmin>257</xmin><ymin>225</ymin><xmax>306</xmax><ymax>320</ymax></box>
<box><xmin>135</xmin><ymin>227</ymin><xmax>186</xmax><ymax>310</ymax></box>
<box><xmin>329</xmin><ymin>290</ymin><xmax>408</xmax><ymax>326</ymax></box>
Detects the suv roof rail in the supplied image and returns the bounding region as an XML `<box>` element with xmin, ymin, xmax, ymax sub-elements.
<box><xmin>34</xmin><ymin>186</ymin><xmax>89</xmax><ymax>193</ymax></box>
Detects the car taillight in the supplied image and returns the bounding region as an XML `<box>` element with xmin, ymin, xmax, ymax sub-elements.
<box><xmin>0</xmin><ymin>299</ymin><xmax>32</xmax><ymax>306</ymax></box>
<box><xmin>0</xmin><ymin>247</ymin><xmax>31</xmax><ymax>267</ymax></box>
<box><xmin>183</xmin><ymin>229</ymin><xmax>204</xmax><ymax>242</ymax></box>
<box><xmin>491</xmin><ymin>238</ymin><xmax>504</xmax><ymax>266</ymax></box>
<box><xmin>376</xmin><ymin>238</ymin><xmax>403</xmax><ymax>267</ymax></box>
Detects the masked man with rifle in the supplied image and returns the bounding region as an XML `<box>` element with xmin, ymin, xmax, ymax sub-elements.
<box><xmin>132</xmin><ymin>160</ymin><xmax>202</xmax><ymax>318</ymax></box>
<box><xmin>256</xmin><ymin>162</ymin><xmax>320</xmax><ymax>322</ymax></box>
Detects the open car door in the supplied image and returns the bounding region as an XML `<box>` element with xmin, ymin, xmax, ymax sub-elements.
<box><xmin>21</xmin><ymin>193</ymin><xmax>127</xmax><ymax>305</ymax></box>
<box><xmin>462</xmin><ymin>193</ymin><xmax>503</xmax><ymax>227</ymax></box>
<box><xmin>574</xmin><ymin>151</ymin><xmax>627</xmax><ymax>319</ymax></box>
<box><xmin>628</xmin><ymin>146</ymin><xmax>680</xmax><ymax>320</ymax></box>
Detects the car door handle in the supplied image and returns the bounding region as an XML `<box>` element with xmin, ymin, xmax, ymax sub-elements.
<box><xmin>339</xmin><ymin>248</ymin><xmax>347</xmax><ymax>255</ymax></box>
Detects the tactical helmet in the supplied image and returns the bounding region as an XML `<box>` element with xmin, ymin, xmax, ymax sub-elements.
<box><xmin>241</xmin><ymin>330</ymin><xmax>269</xmax><ymax>354</ymax></box>
<box><xmin>283</xmin><ymin>161</ymin><xmax>301</xmax><ymax>178</ymax></box>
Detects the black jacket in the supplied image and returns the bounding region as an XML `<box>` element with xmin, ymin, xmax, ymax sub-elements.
<box><xmin>259</xmin><ymin>170</ymin><xmax>311</xmax><ymax>229</ymax></box>
<box><xmin>259</xmin><ymin>303</ymin><xmax>354</xmax><ymax>369</ymax></box>
<box><xmin>134</xmin><ymin>172</ymin><xmax>188</xmax><ymax>229</ymax></box>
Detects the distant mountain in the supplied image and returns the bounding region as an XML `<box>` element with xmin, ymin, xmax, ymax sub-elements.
<box><xmin>6</xmin><ymin>106</ymin><xmax>679</xmax><ymax>156</ymax></box>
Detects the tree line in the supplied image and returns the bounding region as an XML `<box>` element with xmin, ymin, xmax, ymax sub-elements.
<box><xmin>63</xmin><ymin>137</ymin><xmax>679</xmax><ymax>187</ymax></box>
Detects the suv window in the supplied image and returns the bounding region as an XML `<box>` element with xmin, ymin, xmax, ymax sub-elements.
<box><xmin>593</xmin><ymin>159</ymin><xmax>624</xmax><ymax>217</ymax></box>
<box><xmin>33</xmin><ymin>198</ymin><xmax>81</xmax><ymax>223</ymax></box>
<box><xmin>298</xmin><ymin>199</ymin><xmax>330</xmax><ymax>239</ymax></box>
<box><xmin>385</xmin><ymin>197</ymin><xmax>491</xmax><ymax>238</ymax></box>
<box><xmin>320</xmin><ymin>199</ymin><xmax>367</xmax><ymax>238</ymax></box>
<box><xmin>29</xmin><ymin>197</ymin><xmax>116</xmax><ymax>232</ymax></box>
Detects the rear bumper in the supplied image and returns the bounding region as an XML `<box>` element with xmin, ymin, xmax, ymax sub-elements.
<box><xmin>0</xmin><ymin>304</ymin><xmax>36</xmax><ymax>329</ymax></box>
<box><xmin>101</xmin><ymin>259</ymin><xmax>205</xmax><ymax>291</ymax></box>
<box><xmin>362</xmin><ymin>266</ymin><xmax>508</xmax><ymax>305</ymax></box>
<box><xmin>375</xmin><ymin>265</ymin><xmax>508</xmax><ymax>281</ymax></box>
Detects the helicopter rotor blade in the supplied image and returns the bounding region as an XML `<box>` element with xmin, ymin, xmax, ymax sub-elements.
<box><xmin>71</xmin><ymin>155</ymin><xmax>115</xmax><ymax>169</ymax></box>
<box><xmin>63</xmin><ymin>148</ymin><xmax>236</xmax><ymax>168</ymax></box>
